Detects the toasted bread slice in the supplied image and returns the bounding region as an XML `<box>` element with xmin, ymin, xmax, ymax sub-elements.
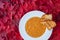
<box><xmin>46</xmin><ymin>21</ymin><xmax>56</xmax><ymax>28</ymax></box>
<box><xmin>41</xmin><ymin>14</ymin><xmax>52</xmax><ymax>20</ymax></box>
<box><xmin>40</xmin><ymin>21</ymin><xmax>52</xmax><ymax>30</ymax></box>
<box><xmin>40</xmin><ymin>14</ymin><xmax>56</xmax><ymax>30</ymax></box>
<box><xmin>40</xmin><ymin>20</ymin><xmax>56</xmax><ymax>30</ymax></box>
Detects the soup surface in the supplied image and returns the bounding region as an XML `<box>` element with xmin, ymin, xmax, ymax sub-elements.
<box><xmin>25</xmin><ymin>17</ymin><xmax>46</xmax><ymax>38</ymax></box>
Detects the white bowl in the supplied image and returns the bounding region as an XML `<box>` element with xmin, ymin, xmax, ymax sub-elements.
<box><xmin>19</xmin><ymin>10</ymin><xmax>53</xmax><ymax>40</ymax></box>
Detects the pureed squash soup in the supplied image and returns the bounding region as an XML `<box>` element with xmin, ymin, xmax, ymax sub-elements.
<box><xmin>25</xmin><ymin>17</ymin><xmax>46</xmax><ymax>38</ymax></box>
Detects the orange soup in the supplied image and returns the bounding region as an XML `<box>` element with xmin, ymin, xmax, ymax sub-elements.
<box><xmin>25</xmin><ymin>17</ymin><xmax>46</xmax><ymax>38</ymax></box>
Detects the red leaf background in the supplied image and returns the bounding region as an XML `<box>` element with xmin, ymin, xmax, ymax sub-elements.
<box><xmin>0</xmin><ymin>0</ymin><xmax>60</xmax><ymax>40</ymax></box>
